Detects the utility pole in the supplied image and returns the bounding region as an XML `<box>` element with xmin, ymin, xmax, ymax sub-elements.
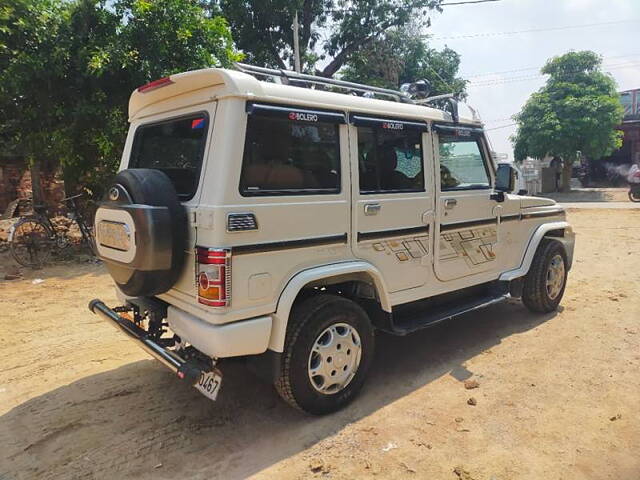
<box><xmin>292</xmin><ymin>12</ymin><xmax>301</xmax><ymax>73</ymax></box>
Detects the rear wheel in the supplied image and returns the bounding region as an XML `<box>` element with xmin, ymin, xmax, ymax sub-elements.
<box><xmin>629</xmin><ymin>189</ymin><xmax>640</xmax><ymax>202</ymax></box>
<box><xmin>275</xmin><ymin>294</ymin><xmax>375</xmax><ymax>415</ymax></box>
<box><xmin>9</xmin><ymin>218</ymin><xmax>54</xmax><ymax>268</ymax></box>
<box><xmin>522</xmin><ymin>239</ymin><xmax>568</xmax><ymax>313</ymax></box>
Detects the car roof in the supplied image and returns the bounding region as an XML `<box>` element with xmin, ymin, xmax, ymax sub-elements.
<box><xmin>129</xmin><ymin>67</ymin><xmax>481</xmax><ymax>126</ymax></box>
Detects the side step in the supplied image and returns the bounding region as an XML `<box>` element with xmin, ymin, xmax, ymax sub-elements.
<box><xmin>384</xmin><ymin>282</ymin><xmax>510</xmax><ymax>335</ymax></box>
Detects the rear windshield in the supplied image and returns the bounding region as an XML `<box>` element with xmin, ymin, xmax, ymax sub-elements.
<box><xmin>130</xmin><ymin>113</ymin><xmax>208</xmax><ymax>200</ymax></box>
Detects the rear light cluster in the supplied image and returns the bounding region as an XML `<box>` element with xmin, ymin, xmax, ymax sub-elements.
<box><xmin>137</xmin><ymin>76</ymin><xmax>174</xmax><ymax>93</ymax></box>
<box><xmin>196</xmin><ymin>247</ymin><xmax>231</xmax><ymax>307</ymax></box>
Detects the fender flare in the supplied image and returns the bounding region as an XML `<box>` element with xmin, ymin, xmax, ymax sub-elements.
<box><xmin>500</xmin><ymin>221</ymin><xmax>575</xmax><ymax>282</ymax></box>
<box><xmin>267</xmin><ymin>261</ymin><xmax>391</xmax><ymax>352</ymax></box>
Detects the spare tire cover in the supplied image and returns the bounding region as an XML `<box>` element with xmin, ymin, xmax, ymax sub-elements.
<box><xmin>99</xmin><ymin>169</ymin><xmax>188</xmax><ymax>296</ymax></box>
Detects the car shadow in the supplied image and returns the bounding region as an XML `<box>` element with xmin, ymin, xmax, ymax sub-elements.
<box><xmin>0</xmin><ymin>300</ymin><xmax>557</xmax><ymax>479</ymax></box>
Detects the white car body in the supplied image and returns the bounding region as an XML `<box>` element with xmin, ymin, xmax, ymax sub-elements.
<box><xmin>98</xmin><ymin>66</ymin><xmax>574</xmax><ymax>382</ymax></box>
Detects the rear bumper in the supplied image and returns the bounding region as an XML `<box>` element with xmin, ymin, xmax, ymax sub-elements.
<box><xmin>167</xmin><ymin>306</ymin><xmax>272</xmax><ymax>358</ymax></box>
<box><xmin>88</xmin><ymin>299</ymin><xmax>204</xmax><ymax>384</ymax></box>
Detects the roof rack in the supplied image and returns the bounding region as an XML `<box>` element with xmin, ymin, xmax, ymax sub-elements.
<box><xmin>234</xmin><ymin>63</ymin><xmax>415</xmax><ymax>104</ymax></box>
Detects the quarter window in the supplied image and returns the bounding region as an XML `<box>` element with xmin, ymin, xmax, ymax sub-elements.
<box><xmin>358</xmin><ymin>126</ymin><xmax>424</xmax><ymax>193</ymax></box>
<box><xmin>439</xmin><ymin>136</ymin><xmax>490</xmax><ymax>190</ymax></box>
<box><xmin>240</xmin><ymin>114</ymin><xmax>341</xmax><ymax>196</ymax></box>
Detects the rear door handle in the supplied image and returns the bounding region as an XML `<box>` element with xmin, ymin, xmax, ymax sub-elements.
<box><xmin>444</xmin><ymin>199</ymin><xmax>457</xmax><ymax>209</ymax></box>
<box><xmin>364</xmin><ymin>203</ymin><xmax>381</xmax><ymax>215</ymax></box>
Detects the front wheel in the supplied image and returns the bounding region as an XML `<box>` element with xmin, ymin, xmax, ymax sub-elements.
<box><xmin>629</xmin><ymin>189</ymin><xmax>640</xmax><ymax>202</ymax></box>
<box><xmin>522</xmin><ymin>239</ymin><xmax>568</xmax><ymax>313</ymax></box>
<box><xmin>275</xmin><ymin>294</ymin><xmax>375</xmax><ymax>415</ymax></box>
<box><xmin>9</xmin><ymin>217</ymin><xmax>55</xmax><ymax>268</ymax></box>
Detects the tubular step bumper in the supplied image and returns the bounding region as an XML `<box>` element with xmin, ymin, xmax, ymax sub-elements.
<box><xmin>88</xmin><ymin>299</ymin><xmax>203</xmax><ymax>384</ymax></box>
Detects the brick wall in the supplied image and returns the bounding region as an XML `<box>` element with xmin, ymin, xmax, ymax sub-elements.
<box><xmin>0</xmin><ymin>158</ymin><xmax>65</xmax><ymax>214</ymax></box>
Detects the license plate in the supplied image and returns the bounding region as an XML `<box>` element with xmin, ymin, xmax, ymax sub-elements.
<box><xmin>97</xmin><ymin>220</ymin><xmax>131</xmax><ymax>251</ymax></box>
<box><xmin>194</xmin><ymin>369</ymin><xmax>222</xmax><ymax>401</ymax></box>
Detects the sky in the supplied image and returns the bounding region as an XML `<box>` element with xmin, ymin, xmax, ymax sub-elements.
<box><xmin>425</xmin><ymin>0</ymin><xmax>640</xmax><ymax>160</ymax></box>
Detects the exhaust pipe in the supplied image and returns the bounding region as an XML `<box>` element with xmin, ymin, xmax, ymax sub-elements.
<box><xmin>88</xmin><ymin>299</ymin><xmax>202</xmax><ymax>384</ymax></box>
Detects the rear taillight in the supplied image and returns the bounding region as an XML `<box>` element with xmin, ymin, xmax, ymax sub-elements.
<box><xmin>137</xmin><ymin>76</ymin><xmax>174</xmax><ymax>93</ymax></box>
<box><xmin>196</xmin><ymin>247</ymin><xmax>231</xmax><ymax>307</ymax></box>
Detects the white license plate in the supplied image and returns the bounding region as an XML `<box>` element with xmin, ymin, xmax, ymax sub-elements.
<box><xmin>194</xmin><ymin>369</ymin><xmax>222</xmax><ymax>401</ymax></box>
<box><xmin>97</xmin><ymin>220</ymin><xmax>131</xmax><ymax>251</ymax></box>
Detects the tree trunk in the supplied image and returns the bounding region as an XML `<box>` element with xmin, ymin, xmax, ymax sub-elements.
<box><xmin>561</xmin><ymin>158</ymin><xmax>573</xmax><ymax>192</ymax></box>
<box><xmin>30</xmin><ymin>160</ymin><xmax>44</xmax><ymax>207</ymax></box>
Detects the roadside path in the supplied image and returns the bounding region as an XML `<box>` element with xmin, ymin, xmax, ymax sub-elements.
<box><xmin>560</xmin><ymin>201</ymin><xmax>640</xmax><ymax>209</ymax></box>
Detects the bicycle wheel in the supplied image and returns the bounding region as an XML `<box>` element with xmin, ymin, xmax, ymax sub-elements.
<box><xmin>9</xmin><ymin>218</ymin><xmax>55</xmax><ymax>268</ymax></box>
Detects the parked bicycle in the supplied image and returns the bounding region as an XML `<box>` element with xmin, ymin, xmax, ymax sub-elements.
<box><xmin>8</xmin><ymin>194</ymin><xmax>96</xmax><ymax>268</ymax></box>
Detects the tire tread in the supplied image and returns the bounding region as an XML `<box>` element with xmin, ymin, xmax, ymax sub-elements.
<box><xmin>522</xmin><ymin>239</ymin><xmax>567</xmax><ymax>313</ymax></box>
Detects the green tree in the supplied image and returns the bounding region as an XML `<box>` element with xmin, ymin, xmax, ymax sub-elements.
<box><xmin>512</xmin><ymin>51</ymin><xmax>624</xmax><ymax>191</ymax></box>
<box><xmin>340</xmin><ymin>27</ymin><xmax>466</xmax><ymax>96</ymax></box>
<box><xmin>219</xmin><ymin>0</ymin><xmax>443</xmax><ymax>77</ymax></box>
<box><xmin>0</xmin><ymin>0</ymin><xmax>239</xmax><ymax>198</ymax></box>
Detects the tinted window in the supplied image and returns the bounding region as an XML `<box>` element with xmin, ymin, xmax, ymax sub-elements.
<box><xmin>130</xmin><ymin>113</ymin><xmax>208</xmax><ymax>200</ymax></box>
<box><xmin>240</xmin><ymin>115</ymin><xmax>340</xmax><ymax>196</ymax></box>
<box><xmin>439</xmin><ymin>137</ymin><xmax>490</xmax><ymax>190</ymax></box>
<box><xmin>358</xmin><ymin>127</ymin><xmax>424</xmax><ymax>193</ymax></box>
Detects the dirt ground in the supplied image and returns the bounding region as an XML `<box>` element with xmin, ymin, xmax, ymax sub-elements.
<box><xmin>1</xmin><ymin>208</ymin><xmax>639</xmax><ymax>480</ymax></box>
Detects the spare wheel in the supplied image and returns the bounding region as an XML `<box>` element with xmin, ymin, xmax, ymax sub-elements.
<box><xmin>94</xmin><ymin>168</ymin><xmax>188</xmax><ymax>297</ymax></box>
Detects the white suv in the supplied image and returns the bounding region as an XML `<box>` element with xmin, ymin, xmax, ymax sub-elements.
<box><xmin>89</xmin><ymin>64</ymin><xmax>575</xmax><ymax>414</ymax></box>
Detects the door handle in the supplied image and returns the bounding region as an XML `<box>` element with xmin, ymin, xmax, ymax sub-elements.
<box><xmin>444</xmin><ymin>198</ymin><xmax>457</xmax><ymax>209</ymax></box>
<box><xmin>364</xmin><ymin>203</ymin><xmax>381</xmax><ymax>215</ymax></box>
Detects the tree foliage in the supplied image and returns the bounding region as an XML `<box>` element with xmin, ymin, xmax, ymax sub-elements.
<box><xmin>340</xmin><ymin>27</ymin><xmax>466</xmax><ymax>96</ymax></box>
<box><xmin>512</xmin><ymin>51</ymin><xmax>624</xmax><ymax>190</ymax></box>
<box><xmin>219</xmin><ymin>0</ymin><xmax>443</xmax><ymax>77</ymax></box>
<box><xmin>0</xmin><ymin>0</ymin><xmax>239</xmax><ymax>196</ymax></box>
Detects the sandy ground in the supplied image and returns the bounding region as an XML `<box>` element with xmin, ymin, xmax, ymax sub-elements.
<box><xmin>1</xmin><ymin>208</ymin><xmax>639</xmax><ymax>480</ymax></box>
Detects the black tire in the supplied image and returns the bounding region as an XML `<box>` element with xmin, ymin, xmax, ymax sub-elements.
<box><xmin>101</xmin><ymin>169</ymin><xmax>187</xmax><ymax>296</ymax></box>
<box><xmin>275</xmin><ymin>294</ymin><xmax>375</xmax><ymax>415</ymax></box>
<box><xmin>522</xmin><ymin>239</ymin><xmax>568</xmax><ymax>313</ymax></box>
<box><xmin>9</xmin><ymin>217</ymin><xmax>54</xmax><ymax>268</ymax></box>
<box><xmin>629</xmin><ymin>190</ymin><xmax>640</xmax><ymax>202</ymax></box>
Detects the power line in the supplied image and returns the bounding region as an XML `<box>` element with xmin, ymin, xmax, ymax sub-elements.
<box><xmin>483</xmin><ymin>116</ymin><xmax>514</xmax><ymax>124</ymax></box>
<box><xmin>467</xmin><ymin>62</ymin><xmax>640</xmax><ymax>88</ymax></box>
<box><xmin>485</xmin><ymin>123</ymin><xmax>517</xmax><ymax>131</ymax></box>
<box><xmin>441</xmin><ymin>0</ymin><xmax>501</xmax><ymax>5</ymax></box>
<box><xmin>429</xmin><ymin>19</ymin><xmax>640</xmax><ymax>40</ymax></box>
<box><xmin>470</xmin><ymin>61</ymin><xmax>640</xmax><ymax>85</ymax></box>
<box><xmin>463</xmin><ymin>53</ymin><xmax>640</xmax><ymax>79</ymax></box>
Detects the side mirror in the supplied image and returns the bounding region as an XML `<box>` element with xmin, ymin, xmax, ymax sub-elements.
<box><xmin>495</xmin><ymin>164</ymin><xmax>516</xmax><ymax>193</ymax></box>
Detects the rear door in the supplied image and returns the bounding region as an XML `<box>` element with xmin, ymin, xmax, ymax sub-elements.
<box><xmin>127</xmin><ymin>105</ymin><xmax>216</xmax><ymax>296</ymax></box>
<box><xmin>433</xmin><ymin>125</ymin><xmax>500</xmax><ymax>282</ymax></box>
<box><xmin>350</xmin><ymin>115</ymin><xmax>433</xmax><ymax>293</ymax></box>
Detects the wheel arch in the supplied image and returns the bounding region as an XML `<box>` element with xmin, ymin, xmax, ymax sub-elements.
<box><xmin>267</xmin><ymin>261</ymin><xmax>391</xmax><ymax>352</ymax></box>
<box><xmin>500</xmin><ymin>220</ymin><xmax>575</xmax><ymax>282</ymax></box>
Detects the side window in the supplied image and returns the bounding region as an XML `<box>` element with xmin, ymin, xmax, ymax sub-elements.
<box><xmin>239</xmin><ymin>113</ymin><xmax>341</xmax><ymax>196</ymax></box>
<box><xmin>358</xmin><ymin>126</ymin><xmax>424</xmax><ymax>194</ymax></box>
<box><xmin>438</xmin><ymin>136</ymin><xmax>490</xmax><ymax>190</ymax></box>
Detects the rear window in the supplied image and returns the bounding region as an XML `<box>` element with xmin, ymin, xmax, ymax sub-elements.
<box><xmin>130</xmin><ymin>113</ymin><xmax>208</xmax><ymax>200</ymax></box>
<box><xmin>239</xmin><ymin>114</ymin><xmax>341</xmax><ymax>196</ymax></box>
